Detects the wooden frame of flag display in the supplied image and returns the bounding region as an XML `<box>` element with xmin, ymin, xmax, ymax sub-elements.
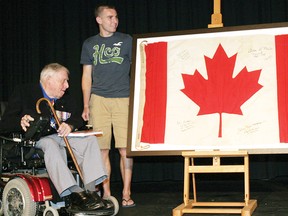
<box><xmin>128</xmin><ymin>22</ymin><xmax>288</xmax><ymax>156</ymax></box>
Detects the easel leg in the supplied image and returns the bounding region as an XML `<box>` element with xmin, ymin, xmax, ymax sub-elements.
<box><xmin>191</xmin><ymin>158</ymin><xmax>197</xmax><ymax>202</ymax></box>
<box><xmin>183</xmin><ymin>156</ymin><xmax>190</xmax><ymax>205</ymax></box>
<box><xmin>244</xmin><ymin>155</ymin><xmax>250</xmax><ymax>205</ymax></box>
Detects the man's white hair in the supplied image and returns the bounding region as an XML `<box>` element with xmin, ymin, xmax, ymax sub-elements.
<box><xmin>40</xmin><ymin>63</ymin><xmax>69</xmax><ymax>83</ymax></box>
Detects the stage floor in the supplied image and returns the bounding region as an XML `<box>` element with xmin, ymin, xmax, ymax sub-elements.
<box><xmin>111</xmin><ymin>176</ymin><xmax>288</xmax><ymax>216</ymax></box>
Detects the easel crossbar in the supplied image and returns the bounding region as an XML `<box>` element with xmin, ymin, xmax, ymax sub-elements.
<box><xmin>182</xmin><ymin>208</ymin><xmax>242</xmax><ymax>214</ymax></box>
<box><xmin>189</xmin><ymin>165</ymin><xmax>245</xmax><ymax>173</ymax></box>
<box><xmin>192</xmin><ymin>202</ymin><xmax>246</xmax><ymax>207</ymax></box>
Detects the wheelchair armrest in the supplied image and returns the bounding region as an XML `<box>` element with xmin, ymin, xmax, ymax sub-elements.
<box><xmin>24</xmin><ymin>116</ymin><xmax>49</xmax><ymax>141</ymax></box>
<box><xmin>0</xmin><ymin>133</ymin><xmax>23</xmax><ymax>143</ymax></box>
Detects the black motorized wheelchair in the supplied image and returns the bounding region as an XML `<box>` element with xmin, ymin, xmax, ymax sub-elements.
<box><xmin>0</xmin><ymin>102</ymin><xmax>119</xmax><ymax>216</ymax></box>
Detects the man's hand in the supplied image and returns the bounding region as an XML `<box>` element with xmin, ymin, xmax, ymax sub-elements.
<box><xmin>81</xmin><ymin>107</ymin><xmax>90</xmax><ymax>121</ymax></box>
<box><xmin>57</xmin><ymin>122</ymin><xmax>73</xmax><ymax>137</ymax></box>
<box><xmin>21</xmin><ymin>115</ymin><xmax>34</xmax><ymax>131</ymax></box>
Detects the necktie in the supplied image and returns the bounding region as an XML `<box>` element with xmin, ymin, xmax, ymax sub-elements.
<box><xmin>50</xmin><ymin>99</ymin><xmax>56</xmax><ymax>129</ymax></box>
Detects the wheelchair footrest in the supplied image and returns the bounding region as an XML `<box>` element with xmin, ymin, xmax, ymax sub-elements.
<box><xmin>66</xmin><ymin>207</ymin><xmax>114</xmax><ymax>216</ymax></box>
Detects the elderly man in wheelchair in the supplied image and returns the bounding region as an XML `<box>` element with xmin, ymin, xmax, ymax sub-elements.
<box><xmin>0</xmin><ymin>63</ymin><xmax>118</xmax><ymax>215</ymax></box>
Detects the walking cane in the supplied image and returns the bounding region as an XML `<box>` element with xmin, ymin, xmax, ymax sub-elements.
<box><xmin>36</xmin><ymin>97</ymin><xmax>84</xmax><ymax>181</ymax></box>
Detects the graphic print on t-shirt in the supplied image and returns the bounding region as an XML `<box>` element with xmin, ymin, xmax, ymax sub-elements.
<box><xmin>93</xmin><ymin>43</ymin><xmax>124</xmax><ymax>65</ymax></box>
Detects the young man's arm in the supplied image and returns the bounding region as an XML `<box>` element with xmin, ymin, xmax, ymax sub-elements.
<box><xmin>81</xmin><ymin>64</ymin><xmax>93</xmax><ymax>121</ymax></box>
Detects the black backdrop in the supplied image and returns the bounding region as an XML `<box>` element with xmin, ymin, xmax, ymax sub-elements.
<box><xmin>1</xmin><ymin>0</ymin><xmax>288</xmax><ymax>182</ymax></box>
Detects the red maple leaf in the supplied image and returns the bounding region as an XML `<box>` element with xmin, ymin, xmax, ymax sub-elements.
<box><xmin>181</xmin><ymin>44</ymin><xmax>263</xmax><ymax>137</ymax></box>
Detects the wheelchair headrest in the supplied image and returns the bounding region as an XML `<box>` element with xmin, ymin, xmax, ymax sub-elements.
<box><xmin>0</xmin><ymin>101</ymin><xmax>8</xmax><ymax>120</ymax></box>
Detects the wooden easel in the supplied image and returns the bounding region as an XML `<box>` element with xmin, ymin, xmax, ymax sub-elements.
<box><xmin>173</xmin><ymin>1</ymin><xmax>258</xmax><ymax>215</ymax></box>
<box><xmin>172</xmin><ymin>151</ymin><xmax>257</xmax><ymax>216</ymax></box>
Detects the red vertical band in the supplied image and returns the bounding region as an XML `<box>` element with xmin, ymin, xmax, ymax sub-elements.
<box><xmin>140</xmin><ymin>42</ymin><xmax>167</xmax><ymax>144</ymax></box>
<box><xmin>275</xmin><ymin>35</ymin><xmax>288</xmax><ymax>142</ymax></box>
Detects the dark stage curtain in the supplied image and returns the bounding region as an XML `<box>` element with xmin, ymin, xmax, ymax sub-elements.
<box><xmin>1</xmin><ymin>0</ymin><xmax>288</xmax><ymax>182</ymax></box>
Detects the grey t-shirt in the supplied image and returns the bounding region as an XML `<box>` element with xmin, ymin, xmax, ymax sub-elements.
<box><xmin>80</xmin><ymin>32</ymin><xmax>132</xmax><ymax>98</ymax></box>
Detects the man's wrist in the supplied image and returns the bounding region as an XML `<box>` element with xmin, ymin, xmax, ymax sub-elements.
<box><xmin>68</xmin><ymin>124</ymin><xmax>74</xmax><ymax>131</ymax></box>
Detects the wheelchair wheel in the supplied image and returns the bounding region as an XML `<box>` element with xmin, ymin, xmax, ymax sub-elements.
<box><xmin>43</xmin><ymin>206</ymin><xmax>59</xmax><ymax>216</ymax></box>
<box><xmin>104</xmin><ymin>196</ymin><xmax>119</xmax><ymax>216</ymax></box>
<box><xmin>0</xmin><ymin>188</ymin><xmax>3</xmax><ymax>215</ymax></box>
<box><xmin>2</xmin><ymin>178</ymin><xmax>37</xmax><ymax>216</ymax></box>
<box><xmin>0</xmin><ymin>200</ymin><xmax>3</xmax><ymax>215</ymax></box>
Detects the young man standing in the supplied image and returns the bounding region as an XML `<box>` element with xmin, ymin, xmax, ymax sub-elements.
<box><xmin>80</xmin><ymin>5</ymin><xmax>135</xmax><ymax>207</ymax></box>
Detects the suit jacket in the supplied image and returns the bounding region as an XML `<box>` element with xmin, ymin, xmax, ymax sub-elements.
<box><xmin>0</xmin><ymin>83</ymin><xmax>84</xmax><ymax>135</ymax></box>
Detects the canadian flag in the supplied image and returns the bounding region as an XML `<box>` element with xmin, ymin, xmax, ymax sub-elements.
<box><xmin>138</xmin><ymin>33</ymin><xmax>288</xmax><ymax>147</ymax></box>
